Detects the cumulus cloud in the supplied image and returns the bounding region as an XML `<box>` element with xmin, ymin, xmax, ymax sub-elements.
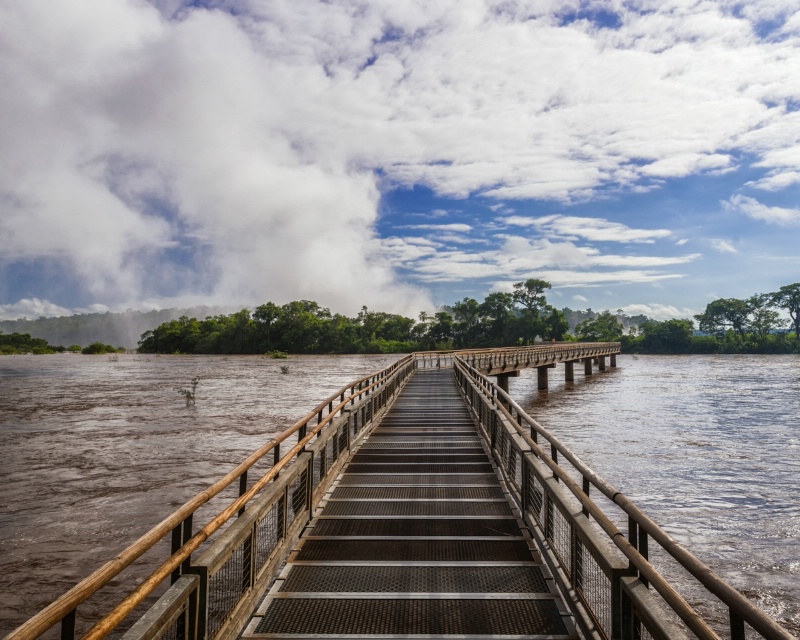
<box><xmin>619</xmin><ymin>303</ymin><xmax>697</xmax><ymax>321</ymax></box>
<box><xmin>0</xmin><ymin>299</ymin><xmax>74</xmax><ymax>322</ymax></box>
<box><xmin>504</xmin><ymin>215</ymin><xmax>672</xmax><ymax>243</ymax></box>
<box><xmin>2</xmin><ymin>0</ymin><xmax>800</xmax><ymax>314</ymax></box>
<box><xmin>388</xmin><ymin>232</ymin><xmax>698</xmax><ymax>286</ymax></box>
<box><xmin>723</xmin><ymin>195</ymin><xmax>800</xmax><ymax>225</ymax></box>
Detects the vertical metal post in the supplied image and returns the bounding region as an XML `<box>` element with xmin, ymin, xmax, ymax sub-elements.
<box><xmin>181</xmin><ymin>514</ymin><xmax>193</xmax><ymax>574</ymax></box>
<box><xmin>730</xmin><ymin>610</ymin><xmax>746</xmax><ymax>640</ymax></box>
<box><xmin>238</xmin><ymin>470</ymin><xmax>248</xmax><ymax>517</ymax></box>
<box><xmin>521</xmin><ymin>459</ymin><xmax>530</xmax><ymax>515</ymax></box>
<box><xmin>638</xmin><ymin>528</ymin><xmax>649</xmax><ymax>588</ymax></box>
<box><xmin>582</xmin><ymin>476</ymin><xmax>590</xmax><ymax>516</ymax></box>
<box><xmin>551</xmin><ymin>444</ymin><xmax>559</xmax><ymax>483</ymax></box>
<box><xmin>305</xmin><ymin>458</ymin><xmax>314</xmax><ymax>523</ymax></box>
<box><xmin>61</xmin><ymin>609</ymin><xmax>76</xmax><ymax>640</ymax></box>
<box><xmin>273</xmin><ymin>444</ymin><xmax>281</xmax><ymax>481</ymax></box>
<box><xmin>171</xmin><ymin>523</ymin><xmax>183</xmax><ymax>584</ymax></box>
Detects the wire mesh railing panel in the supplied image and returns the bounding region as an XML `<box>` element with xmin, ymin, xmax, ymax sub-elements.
<box><xmin>326</xmin><ymin>433</ymin><xmax>338</xmax><ymax>468</ymax></box>
<box><xmin>255</xmin><ymin>498</ymin><xmax>284</xmax><ymax>571</ymax></box>
<box><xmin>313</xmin><ymin>445</ymin><xmax>324</xmax><ymax>489</ymax></box>
<box><xmin>527</xmin><ymin>463</ymin><xmax>544</xmax><ymax>526</ymax></box>
<box><xmin>549</xmin><ymin>504</ymin><xmax>573</xmax><ymax>580</ymax></box>
<box><xmin>497</xmin><ymin>428</ymin><xmax>508</xmax><ymax>468</ymax></box>
<box><xmin>513</xmin><ymin>449</ymin><xmax>523</xmax><ymax>492</ymax></box>
<box><xmin>207</xmin><ymin>536</ymin><xmax>252</xmax><ymax>639</ymax></box>
<box><xmin>288</xmin><ymin>470</ymin><xmax>308</xmax><ymax>525</ymax></box>
<box><xmin>158</xmin><ymin>599</ymin><xmax>190</xmax><ymax>640</ymax></box>
<box><xmin>637</xmin><ymin>617</ymin><xmax>656</xmax><ymax>640</ymax></box>
<box><xmin>337</xmin><ymin>424</ymin><xmax>348</xmax><ymax>455</ymax></box>
<box><xmin>575</xmin><ymin>538</ymin><xmax>612</xmax><ymax>640</ymax></box>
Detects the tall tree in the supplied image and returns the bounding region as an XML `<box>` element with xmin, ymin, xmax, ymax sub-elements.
<box><xmin>694</xmin><ymin>298</ymin><xmax>750</xmax><ymax>337</ymax></box>
<box><xmin>638</xmin><ymin>319</ymin><xmax>694</xmax><ymax>353</ymax></box>
<box><xmin>479</xmin><ymin>292</ymin><xmax>515</xmax><ymax>345</ymax></box>
<box><xmin>512</xmin><ymin>279</ymin><xmax>551</xmax><ymax>315</ymax></box>
<box><xmin>254</xmin><ymin>302</ymin><xmax>281</xmax><ymax>351</ymax></box>
<box><xmin>575</xmin><ymin>311</ymin><xmax>624</xmax><ymax>342</ymax></box>
<box><xmin>771</xmin><ymin>283</ymin><xmax>800</xmax><ymax>342</ymax></box>
<box><xmin>540</xmin><ymin>306</ymin><xmax>569</xmax><ymax>341</ymax></box>
<box><xmin>747</xmin><ymin>294</ymin><xmax>785</xmax><ymax>341</ymax></box>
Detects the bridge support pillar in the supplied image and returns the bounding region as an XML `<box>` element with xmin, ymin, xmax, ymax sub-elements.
<box><xmin>610</xmin><ymin>354</ymin><xmax>617</xmax><ymax>367</ymax></box>
<box><xmin>584</xmin><ymin>358</ymin><xmax>593</xmax><ymax>376</ymax></box>
<box><xmin>599</xmin><ymin>355</ymin><xmax>606</xmax><ymax>371</ymax></box>
<box><xmin>537</xmin><ymin>366</ymin><xmax>549</xmax><ymax>390</ymax></box>
<box><xmin>534</xmin><ymin>364</ymin><xmax>555</xmax><ymax>390</ymax></box>
<box><xmin>564</xmin><ymin>361</ymin><xmax>574</xmax><ymax>382</ymax></box>
<box><xmin>494</xmin><ymin>370</ymin><xmax>519</xmax><ymax>397</ymax></box>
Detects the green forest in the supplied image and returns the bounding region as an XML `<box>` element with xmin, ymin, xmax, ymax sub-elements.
<box><xmin>135</xmin><ymin>281</ymin><xmax>800</xmax><ymax>355</ymax></box>
<box><xmin>0</xmin><ymin>333</ymin><xmax>121</xmax><ymax>355</ymax></box>
<box><xmin>3</xmin><ymin>281</ymin><xmax>797</xmax><ymax>356</ymax></box>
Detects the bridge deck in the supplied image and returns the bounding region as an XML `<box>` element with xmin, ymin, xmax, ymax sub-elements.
<box><xmin>243</xmin><ymin>369</ymin><xmax>577</xmax><ymax>639</ymax></box>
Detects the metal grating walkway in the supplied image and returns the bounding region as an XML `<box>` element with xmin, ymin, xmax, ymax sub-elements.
<box><xmin>244</xmin><ymin>369</ymin><xmax>577</xmax><ymax>639</ymax></box>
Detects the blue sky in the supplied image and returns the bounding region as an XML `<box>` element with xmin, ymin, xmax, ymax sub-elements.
<box><xmin>1</xmin><ymin>0</ymin><xmax>799</xmax><ymax>322</ymax></box>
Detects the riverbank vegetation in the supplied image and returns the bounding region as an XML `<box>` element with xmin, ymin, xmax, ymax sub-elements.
<box><xmin>135</xmin><ymin>281</ymin><xmax>800</xmax><ymax>355</ymax></box>
<box><xmin>0</xmin><ymin>332</ymin><xmax>124</xmax><ymax>355</ymax></box>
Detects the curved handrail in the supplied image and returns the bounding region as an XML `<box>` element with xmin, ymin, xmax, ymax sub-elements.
<box><xmin>454</xmin><ymin>356</ymin><xmax>795</xmax><ymax>640</ymax></box>
<box><xmin>3</xmin><ymin>354</ymin><xmax>414</xmax><ymax>640</ymax></box>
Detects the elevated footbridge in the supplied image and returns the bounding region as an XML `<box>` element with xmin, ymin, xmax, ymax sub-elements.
<box><xmin>5</xmin><ymin>344</ymin><xmax>795</xmax><ymax>640</ymax></box>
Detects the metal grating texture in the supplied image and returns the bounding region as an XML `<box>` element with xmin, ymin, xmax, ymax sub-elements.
<box><xmin>350</xmin><ymin>453</ymin><xmax>489</xmax><ymax>463</ymax></box>
<box><xmin>254</xmin><ymin>597</ymin><xmax>568</xmax><ymax>636</ymax></box>
<box><xmin>338</xmin><ymin>473</ymin><xmax>497</xmax><ymax>485</ymax></box>
<box><xmin>330</xmin><ymin>485</ymin><xmax>505</xmax><ymax>499</ymax></box>
<box><xmin>321</xmin><ymin>500</ymin><xmax>512</xmax><ymax>517</ymax></box>
<box><xmin>295</xmin><ymin>539</ymin><xmax>535</xmax><ymax>562</ymax></box>
<box><xmin>279</xmin><ymin>564</ymin><xmax>549</xmax><ymax>593</ymax></box>
<box><xmin>359</xmin><ymin>441</ymin><xmax>482</xmax><ymax>449</ymax></box>
<box><xmin>280</xmin><ymin>565</ymin><xmax>549</xmax><ymax>594</ymax></box>
<box><xmin>245</xmin><ymin>368</ymin><xmax>576</xmax><ymax>639</ymax></box>
<box><xmin>345</xmin><ymin>462</ymin><xmax>494</xmax><ymax>473</ymax></box>
<box><xmin>312</xmin><ymin>517</ymin><xmax>520</xmax><ymax>537</ymax></box>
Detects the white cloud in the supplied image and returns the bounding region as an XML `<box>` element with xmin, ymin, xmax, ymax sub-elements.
<box><xmin>3</xmin><ymin>0</ymin><xmax>800</xmax><ymax>314</ymax></box>
<box><xmin>0</xmin><ymin>0</ymin><xmax>431</xmax><ymax>316</ymax></box>
<box><xmin>504</xmin><ymin>215</ymin><xmax>672</xmax><ymax>243</ymax></box>
<box><xmin>710</xmin><ymin>239</ymin><xmax>738</xmax><ymax>253</ymax></box>
<box><xmin>0</xmin><ymin>298</ymin><xmax>74</xmax><ymax>321</ymax></box>
<box><xmin>723</xmin><ymin>194</ymin><xmax>800</xmax><ymax>225</ymax></box>
<box><xmin>400</xmin><ymin>223</ymin><xmax>474</xmax><ymax>232</ymax></box>
<box><xmin>620</xmin><ymin>303</ymin><xmax>697</xmax><ymax>321</ymax></box>
<box><xmin>396</xmin><ymin>233</ymin><xmax>698</xmax><ymax>286</ymax></box>
<box><xmin>573</xmin><ymin>294</ymin><xmax>589</xmax><ymax>303</ymax></box>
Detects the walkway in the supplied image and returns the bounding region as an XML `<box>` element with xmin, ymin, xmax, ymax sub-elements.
<box><xmin>244</xmin><ymin>368</ymin><xmax>577</xmax><ymax>639</ymax></box>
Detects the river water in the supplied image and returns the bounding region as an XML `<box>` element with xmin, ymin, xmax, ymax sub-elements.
<box><xmin>0</xmin><ymin>354</ymin><xmax>798</xmax><ymax>636</ymax></box>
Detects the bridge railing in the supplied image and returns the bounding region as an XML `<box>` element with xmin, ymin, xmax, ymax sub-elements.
<box><xmin>456</xmin><ymin>342</ymin><xmax>620</xmax><ymax>372</ymax></box>
<box><xmin>453</xmin><ymin>356</ymin><xmax>794</xmax><ymax>640</ymax></box>
<box><xmin>411</xmin><ymin>342</ymin><xmax>621</xmax><ymax>374</ymax></box>
<box><xmin>4</xmin><ymin>355</ymin><xmax>416</xmax><ymax>640</ymax></box>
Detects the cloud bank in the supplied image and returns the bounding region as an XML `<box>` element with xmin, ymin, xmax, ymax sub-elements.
<box><xmin>1</xmin><ymin>0</ymin><xmax>799</xmax><ymax>315</ymax></box>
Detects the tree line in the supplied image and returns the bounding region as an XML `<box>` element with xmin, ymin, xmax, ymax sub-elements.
<box><xmin>6</xmin><ymin>281</ymin><xmax>797</xmax><ymax>356</ymax></box>
<box><xmin>0</xmin><ymin>333</ymin><xmax>122</xmax><ymax>355</ymax></box>
<box><xmin>137</xmin><ymin>279</ymin><xmax>573</xmax><ymax>354</ymax></box>
<box><xmin>137</xmin><ymin>280</ymin><xmax>799</xmax><ymax>355</ymax></box>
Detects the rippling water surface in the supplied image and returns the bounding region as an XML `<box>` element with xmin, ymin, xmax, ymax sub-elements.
<box><xmin>1</xmin><ymin>353</ymin><xmax>798</xmax><ymax>636</ymax></box>
<box><xmin>0</xmin><ymin>353</ymin><xmax>398</xmax><ymax>636</ymax></box>
<box><xmin>512</xmin><ymin>354</ymin><xmax>800</xmax><ymax>634</ymax></box>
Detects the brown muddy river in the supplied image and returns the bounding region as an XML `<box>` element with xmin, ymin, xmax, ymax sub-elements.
<box><xmin>1</xmin><ymin>353</ymin><xmax>798</xmax><ymax>636</ymax></box>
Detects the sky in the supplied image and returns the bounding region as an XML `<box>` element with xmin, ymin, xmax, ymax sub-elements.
<box><xmin>1</xmin><ymin>0</ymin><xmax>799</xmax><ymax>323</ymax></box>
